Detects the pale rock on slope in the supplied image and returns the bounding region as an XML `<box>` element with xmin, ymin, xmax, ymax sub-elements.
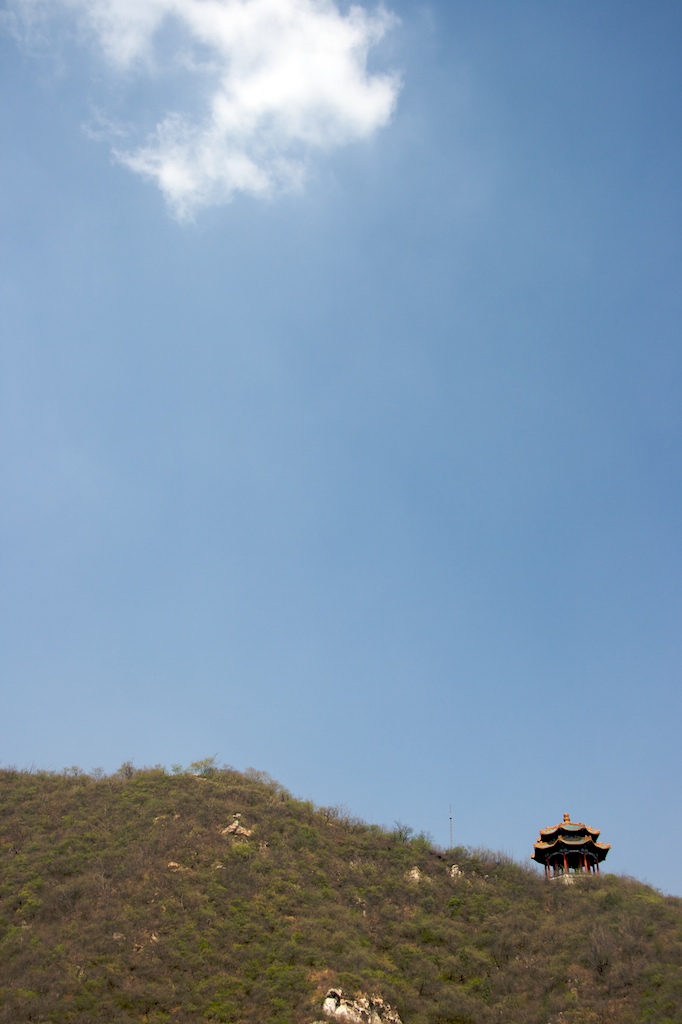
<box><xmin>312</xmin><ymin>988</ymin><xmax>403</xmax><ymax>1024</ymax></box>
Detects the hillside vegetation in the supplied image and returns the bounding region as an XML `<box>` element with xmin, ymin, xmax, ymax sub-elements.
<box><xmin>0</xmin><ymin>763</ymin><xmax>680</xmax><ymax>1024</ymax></box>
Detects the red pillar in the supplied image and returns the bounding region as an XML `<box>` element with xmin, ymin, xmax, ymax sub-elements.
<box><xmin>563</xmin><ymin>851</ymin><xmax>568</xmax><ymax>875</ymax></box>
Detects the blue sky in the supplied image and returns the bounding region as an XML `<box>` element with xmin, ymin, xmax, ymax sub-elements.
<box><xmin>1</xmin><ymin>0</ymin><xmax>681</xmax><ymax>895</ymax></box>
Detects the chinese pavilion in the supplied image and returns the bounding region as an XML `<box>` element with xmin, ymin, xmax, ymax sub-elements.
<box><xmin>531</xmin><ymin>813</ymin><xmax>610</xmax><ymax>878</ymax></box>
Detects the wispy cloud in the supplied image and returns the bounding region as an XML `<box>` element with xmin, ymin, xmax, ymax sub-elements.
<box><xmin>9</xmin><ymin>0</ymin><xmax>400</xmax><ymax>218</ymax></box>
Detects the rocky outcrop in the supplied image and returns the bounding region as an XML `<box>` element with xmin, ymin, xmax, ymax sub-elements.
<box><xmin>315</xmin><ymin>988</ymin><xmax>403</xmax><ymax>1024</ymax></box>
<box><xmin>220</xmin><ymin>813</ymin><xmax>253</xmax><ymax>837</ymax></box>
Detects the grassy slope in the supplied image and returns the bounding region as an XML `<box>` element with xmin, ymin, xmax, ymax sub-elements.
<box><xmin>0</xmin><ymin>766</ymin><xmax>680</xmax><ymax>1024</ymax></box>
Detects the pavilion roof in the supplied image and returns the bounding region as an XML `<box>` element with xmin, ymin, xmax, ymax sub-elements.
<box><xmin>531</xmin><ymin>813</ymin><xmax>610</xmax><ymax>864</ymax></box>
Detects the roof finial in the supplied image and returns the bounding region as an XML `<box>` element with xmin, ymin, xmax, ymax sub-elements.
<box><xmin>563</xmin><ymin>812</ymin><xmax>570</xmax><ymax>823</ymax></box>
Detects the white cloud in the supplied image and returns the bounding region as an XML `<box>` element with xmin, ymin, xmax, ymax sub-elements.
<box><xmin>10</xmin><ymin>0</ymin><xmax>401</xmax><ymax>217</ymax></box>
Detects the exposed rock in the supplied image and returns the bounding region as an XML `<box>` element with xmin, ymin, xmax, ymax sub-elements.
<box><xmin>320</xmin><ymin>988</ymin><xmax>402</xmax><ymax>1024</ymax></box>
<box><xmin>449</xmin><ymin>864</ymin><xmax>462</xmax><ymax>879</ymax></box>
<box><xmin>407</xmin><ymin>866</ymin><xmax>422</xmax><ymax>883</ymax></box>
<box><xmin>221</xmin><ymin>813</ymin><xmax>254</xmax><ymax>837</ymax></box>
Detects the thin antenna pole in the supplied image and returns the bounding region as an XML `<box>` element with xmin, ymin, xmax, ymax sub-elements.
<box><xmin>449</xmin><ymin>804</ymin><xmax>453</xmax><ymax>849</ymax></box>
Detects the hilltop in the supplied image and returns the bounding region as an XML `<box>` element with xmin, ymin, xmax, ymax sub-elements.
<box><xmin>0</xmin><ymin>763</ymin><xmax>680</xmax><ymax>1023</ymax></box>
